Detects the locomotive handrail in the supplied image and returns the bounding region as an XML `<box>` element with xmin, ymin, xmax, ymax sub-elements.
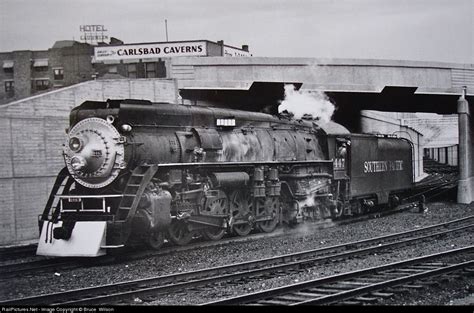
<box><xmin>54</xmin><ymin>194</ymin><xmax>123</xmax><ymax>198</ymax></box>
<box><xmin>57</xmin><ymin>194</ymin><xmax>118</xmax><ymax>213</ymax></box>
<box><xmin>40</xmin><ymin>167</ymin><xmax>72</xmax><ymax>221</ymax></box>
<box><xmin>279</xmin><ymin>173</ymin><xmax>333</xmax><ymax>178</ymax></box>
<box><xmin>155</xmin><ymin>160</ymin><xmax>334</xmax><ymax>168</ymax></box>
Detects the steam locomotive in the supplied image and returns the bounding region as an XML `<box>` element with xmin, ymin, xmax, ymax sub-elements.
<box><xmin>37</xmin><ymin>99</ymin><xmax>413</xmax><ymax>257</ymax></box>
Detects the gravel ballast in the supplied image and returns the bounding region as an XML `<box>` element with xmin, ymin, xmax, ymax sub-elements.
<box><xmin>1</xmin><ymin>201</ymin><xmax>473</xmax><ymax>305</ymax></box>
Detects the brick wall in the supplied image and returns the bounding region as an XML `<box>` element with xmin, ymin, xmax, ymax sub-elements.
<box><xmin>0</xmin><ymin>52</ymin><xmax>15</xmax><ymax>102</ymax></box>
<box><xmin>13</xmin><ymin>51</ymin><xmax>33</xmax><ymax>100</ymax></box>
<box><xmin>0</xmin><ymin>79</ymin><xmax>177</xmax><ymax>245</ymax></box>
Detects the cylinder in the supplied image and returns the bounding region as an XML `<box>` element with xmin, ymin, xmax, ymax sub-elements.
<box><xmin>268</xmin><ymin>168</ymin><xmax>278</xmax><ymax>181</ymax></box>
<box><xmin>210</xmin><ymin>172</ymin><xmax>250</xmax><ymax>188</ymax></box>
<box><xmin>254</xmin><ymin>168</ymin><xmax>264</xmax><ymax>182</ymax></box>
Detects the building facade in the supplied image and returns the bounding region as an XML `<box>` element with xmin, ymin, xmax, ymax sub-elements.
<box><xmin>0</xmin><ymin>39</ymin><xmax>250</xmax><ymax>104</ymax></box>
<box><xmin>0</xmin><ymin>41</ymin><xmax>96</xmax><ymax>104</ymax></box>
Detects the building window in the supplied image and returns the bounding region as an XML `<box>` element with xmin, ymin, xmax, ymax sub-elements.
<box><xmin>53</xmin><ymin>68</ymin><xmax>64</xmax><ymax>80</ymax></box>
<box><xmin>34</xmin><ymin>79</ymin><xmax>49</xmax><ymax>91</ymax></box>
<box><xmin>4</xmin><ymin>81</ymin><xmax>14</xmax><ymax>96</ymax></box>
<box><xmin>34</xmin><ymin>66</ymin><xmax>48</xmax><ymax>72</ymax></box>
<box><xmin>145</xmin><ymin>63</ymin><xmax>156</xmax><ymax>78</ymax></box>
<box><xmin>33</xmin><ymin>59</ymin><xmax>49</xmax><ymax>72</ymax></box>
<box><xmin>157</xmin><ymin>59</ymin><xmax>166</xmax><ymax>78</ymax></box>
<box><xmin>108</xmin><ymin>66</ymin><xmax>118</xmax><ymax>74</ymax></box>
<box><xmin>127</xmin><ymin>64</ymin><xmax>137</xmax><ymax>78</ymax></box>
<box><xmin>3</xmin><ymin>60</ymin><xmax>14</xmax><ymax>73</ymax></box>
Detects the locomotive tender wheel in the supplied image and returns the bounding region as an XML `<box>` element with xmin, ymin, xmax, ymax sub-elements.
<box><xmin>256</xmin><ymin>197</ymin><xmax>279</xmax><ymax>233</ymax></box>
<box><xmin>147</xmin><ymin>229</ymin><xmax>165</xmax><ymax>250</ymax></box>
<box><xmin>201</xmin><ymin>191</ymin><xmax>229</xmax><ymax>241</ymax></box>
<box><xmin>168</xmin><ymin>220</ymin><xmax>193</xmax><ymax>246</ymax></box>
<box><xmin>230</xmin><ymin>189</ymin><xmax>253</xmax><ymax>236</ymax></box>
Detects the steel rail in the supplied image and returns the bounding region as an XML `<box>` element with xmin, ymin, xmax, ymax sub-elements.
<box><xmin>2</xmin><ymin>216</ymin><xmax>472</xmax><ymax>305</ymax></box>
<box><xmin>203</xmin><ymin>246</ymin><xmax>474</xmax><ymax>305</ymax></box>
<box><xmin>0</xmin><ymin>201</ymin><xmax>423</xmax><ymax>278</ymax></box>
<box><xmin>0</xmin><ymin>245</ymin><xmax>37</xmax><ymax>261</ymax></box>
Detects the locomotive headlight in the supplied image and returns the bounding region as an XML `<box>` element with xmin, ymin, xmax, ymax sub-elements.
<box><xmin>121</xmin><ymin>124</ymin><xmax>132</xmax><ymax>132</ymax></box>
<box><xmin>70</xmin><ymin>156</ymin><xmax>87</xmax><ymax>171</ymax></box>
<box><xmin>69</xmin><ymin>137</ymin><xmax>83</xmax><ymax>152</ymax></box>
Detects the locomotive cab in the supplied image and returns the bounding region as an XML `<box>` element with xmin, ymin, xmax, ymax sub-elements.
<box><xmin>333</xmin><ymin>137</ymin><xmax>351</xmax><ymax>180</ymax></box>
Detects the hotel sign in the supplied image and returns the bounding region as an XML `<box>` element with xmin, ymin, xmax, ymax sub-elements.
<box><xmin>94</xmin><ymin>41</ymin><xmax>207</xmax><ymax>61</ymax></box>
<box><xmin>80</xmin><ymin>25</ymin><xmax>108</xmax><ymax>43</ymax></box>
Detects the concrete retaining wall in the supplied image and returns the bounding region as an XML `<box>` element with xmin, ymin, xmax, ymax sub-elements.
<box><xmin>0</xmin><ymin>79</ymin><xmax>177</xmax><ymax>245</ymax></box>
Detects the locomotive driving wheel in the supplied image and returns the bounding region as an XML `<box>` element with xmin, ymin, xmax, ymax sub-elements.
<box><xmin>201</xmin><ymin>227</ymin><xmax>226</xmax><ymax>241</ymax></box>
<box><xmin>147</xmin><ymin>229</ymin><xmax>165</xmax><ymax>250</ymax></box>
<box><xmin>230</xmin><ymin>189</ymin><xmax>253</xmax><ymax>236</ymax></box>
<box><xmin>201</xmin><ymin>191</ymin><xmax>228</xmax><ymax>241</ymax></box>
<box><xmin>168</xmin><ymin>220</ymin><xmax>193</xmax><ymax>246</ymax></box>
<box><xmin>256</xmin><ymin>197</ymin><xmax>280</xmax><ymax>233</ymax></box>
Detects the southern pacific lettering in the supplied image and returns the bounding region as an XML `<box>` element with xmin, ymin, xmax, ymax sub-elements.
<box><xmin>364</xmin><ymin>160</ymin><xmax>404</xmax><ymax>173</ymax></box>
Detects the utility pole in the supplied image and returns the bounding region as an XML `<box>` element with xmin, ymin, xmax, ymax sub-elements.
<box><xmin>165</xmin><ymin>19</ymin><xmax>169</xmax><ymax>42</ymax></box>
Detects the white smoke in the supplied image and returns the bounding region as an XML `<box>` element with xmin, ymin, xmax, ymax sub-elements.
<box><xmin>278</xmin><ymin>84</ymin><xmax>335</xmax><ymax>123</ymax></box>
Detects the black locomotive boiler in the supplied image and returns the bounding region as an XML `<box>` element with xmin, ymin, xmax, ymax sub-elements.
<box><xmin>37</xmin><ymin>99</ymin><xmax>413</xmax><ymax>257</ymax></box>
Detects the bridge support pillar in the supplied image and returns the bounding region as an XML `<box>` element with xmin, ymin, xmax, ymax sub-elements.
<box><xmin>457</xmin><ymin>87</ymin><xmax>474</xmax><ymax>203</ymax></box>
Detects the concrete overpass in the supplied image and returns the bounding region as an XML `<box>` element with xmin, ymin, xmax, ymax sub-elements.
<box><xmin>170</xmin><ymin>57</ymin><xmax>473</xmax><ymax>95</ymax></box>
<box><xmin>169</xmin><ymin>57</ymin><xmax>474</xmax><ymax>203</ymax></box>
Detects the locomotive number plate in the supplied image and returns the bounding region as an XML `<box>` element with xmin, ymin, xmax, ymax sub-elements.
<box><xmin>68</xmin><ymin>197</ymin><xmax>81</xmax><ymax>203</ymax></box>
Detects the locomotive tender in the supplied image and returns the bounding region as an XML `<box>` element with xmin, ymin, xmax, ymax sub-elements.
<box><xmin>37</xmin><ymin>99</ymin><xmax>413</xmax><ymax>257</ymax></box>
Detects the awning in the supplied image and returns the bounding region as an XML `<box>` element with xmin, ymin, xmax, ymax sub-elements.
<box><xmin>143</xmin><ymin>58</ymin><xmax>160</xmax><ymax>63</ymax></box>
<box><xmin>33</xmin><ymin>59</ymin><xmax>49</xmax><ymax>67</ymax></box>
<box><xmin>2</xmin><ymin>60</ymin><xmax>13</xmax><ymax>68</ymax></box>
<box><xmin>102</xmin><ymin>59</ymin><xmax>120</xmax><ymax>65</ymax></box>
<box><xmin>122</xmin><ymin>58</ymin><xmax>140</xmax><ymax>64</ymax></box>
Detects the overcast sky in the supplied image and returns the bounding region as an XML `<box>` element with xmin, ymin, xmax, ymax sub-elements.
<box><xmin>1</xmin><ymin>0</ymin><xmax>473</xmax><ymax>63</ymax></box>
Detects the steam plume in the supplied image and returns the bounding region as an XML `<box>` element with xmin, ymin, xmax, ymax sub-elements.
<box><xmin>278</xmin><ymin>84</ymin><xmax>335</xmax><ymax>123</ymax></box>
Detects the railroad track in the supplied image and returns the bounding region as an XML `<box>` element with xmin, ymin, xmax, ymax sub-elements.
<box><xmin>2</xmin><ymin>215</ymin><xmax>473</xmax><ymax>305</ymax></box>
<box><xmin>204</xmin><ymin>246</ymin><xmax>474</xmax><ymax>305</ymax></box>
<box><xmin>0</xmin><ymin>202</ymin><xmax>420</xmax><ymax>279</ymax></box>
<box><xmin>0</xmin><ymin>245</ymin><xmax>37</xmax><ymax>262</ymax></box>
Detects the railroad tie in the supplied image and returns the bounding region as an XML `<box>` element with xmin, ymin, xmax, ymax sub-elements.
<box><xmin>370</xmin><ymin>292</ymin><xmax>394</xmax><ymax>298</ymax></box>
<box><xmin>373</xmin><ymin>272</ymin><xmax>407</xmax><ymax>278</ymax></box>
<box><xmin>396</xmin><ymin>268</ymin><xmax>428</xmax><ymax>273</ymax></box>
<box><xmin>275</xmin><ymin>295</ymin><xmax>311</xmax><ymax>302</ymax></box>
<box><xmin>256</xmin><ymin>299</ymin><xmax>291</xmax><ymax>305</ymax></box>
<box><xmin>352</xmin><ymin>277</ymin><xmax>384</xmax><ymax>283</ymax></box>
<box><xmin>400</xmin><ymin>284</ymin><xmax>424</xmax><ymax>289</ymax></box>
<box><xmin>338</xmin><ymin>301</ymin><xmax>361</xmax><ymax>305</ymax></box>
<box><xmin>293</xmin><ymin>291</ymin><xmax>329</xmax><ymax>298</ymax></box>
<box><xmin>308</xmin><ymin>287</ymin><xmax>343</xmax><ymax>294</ymax></box>
<box><xmin>410</xmin><ymin>265</ymin><xmax>445</xmax><ymax>270</ymax></box>
<box><xmin>354</xmin><ymin>296</ymin><xmax>378</xmax><ymax>303</ymax></box>
<box><xmin>336</xmin><ymin>281</ymin><xmax>371</xmax><ymax>287</ymax></box>
<box><xmin>417</xmin><ymin>280</ymin><xmax>440</xmax><ymax>287</ymax></box>
<box><xmin>463</xmin><ymin>267</ymin><xmax>474</xmax><ymax>275</ymax></box>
